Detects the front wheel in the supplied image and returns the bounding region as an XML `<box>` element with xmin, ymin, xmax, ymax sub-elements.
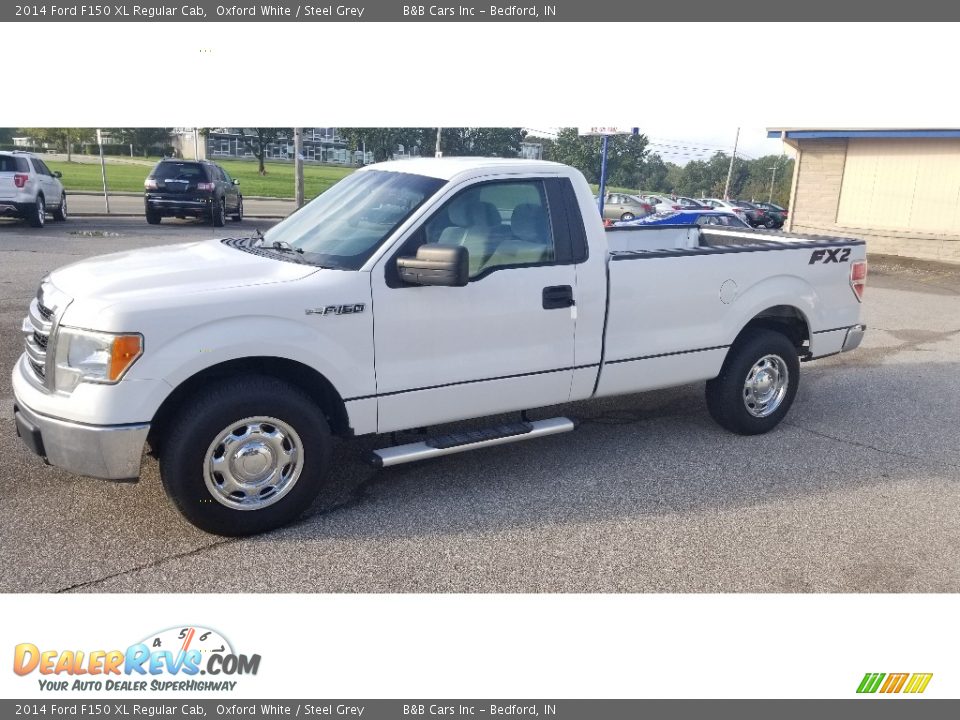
<box><xmin>159</xmin><ymin>376</ymin><xmax>333</xmax><ymax>535</ymax></box>
<box><xmin>705</xmin><ymin>329</ymin><xmax>799</xmax><ymax>435</ymax></box>
<box><xmin>620</xmin><ymin>212</ymin><xmax>635</xmax><ymax>221</ymax></box>
<box><xmin>231</xmin><ymin>196</ymin><xmax>243</xmax><ymax>222</ymax></box>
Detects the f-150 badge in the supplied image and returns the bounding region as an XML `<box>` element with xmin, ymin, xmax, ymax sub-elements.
<box><xmin>305</xmin><ymin>304</ymin><xmax>366</xmax><ymax>316</ymax></box>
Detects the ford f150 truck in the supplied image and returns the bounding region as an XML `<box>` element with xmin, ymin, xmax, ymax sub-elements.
<box><xmin>13</xmin><ymin>158</ymin><xmax>867</xmax><ymax>535</ymax></box>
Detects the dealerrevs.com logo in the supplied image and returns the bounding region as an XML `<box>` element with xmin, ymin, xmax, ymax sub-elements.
<box><xmin>13</xmin><ymin>626</ymin><xmax>261</xmax><ymax>692</ymax></box>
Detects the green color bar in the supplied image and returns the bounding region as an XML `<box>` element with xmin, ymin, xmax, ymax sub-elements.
<box><xmin>857</xmin><ymin>673</ymin><xmax>885</xmax><ymax>693</ymax></box>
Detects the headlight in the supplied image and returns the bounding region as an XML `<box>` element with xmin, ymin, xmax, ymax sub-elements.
<box><xmin>53</xmin><ymin>327</ymin><xmax>143</xmax><ymax>392</ymax></box>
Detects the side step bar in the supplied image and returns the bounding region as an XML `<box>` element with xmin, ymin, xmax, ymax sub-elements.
<box><xmin>370</xmin><ymin>417</ymin><xmax>576</xmax><ymax>468</ymax></box>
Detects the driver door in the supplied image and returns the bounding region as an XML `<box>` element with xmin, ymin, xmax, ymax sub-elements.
<box><xmin>371</xmin><ymin>177</ymin><xmax>579</xmax><ymax>434</ymax></box>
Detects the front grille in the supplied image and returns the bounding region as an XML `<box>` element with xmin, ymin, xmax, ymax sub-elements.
<box><xmin>37</xmin><ymin>302</ymin><xmax>54</xmax><ymax>321</ymax></box>
<box><xmin>28</xmin><ymin>358</ymin><xmax>45</xmax><ymax>379</ymax></box>
<box><xmin>23</xmin><ymin>291</ymin><xmax>57</xmax><ymax>388</ymax></box>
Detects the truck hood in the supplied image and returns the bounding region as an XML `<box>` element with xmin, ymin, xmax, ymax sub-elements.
<box><xmin>49</xmin><ymin>239</ymin><xmax>318</xmax><ymax>307</ymax></box>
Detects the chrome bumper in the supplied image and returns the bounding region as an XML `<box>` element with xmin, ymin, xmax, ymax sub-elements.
<box><xmin>842</xmin><ymin>324</ymin><xmax>866</xmax><ymax>352</ymax></box>
<box><xmin>13</xmin><ymin>395</ymin><xmax>149</xmax><ymax>480</ymax></box>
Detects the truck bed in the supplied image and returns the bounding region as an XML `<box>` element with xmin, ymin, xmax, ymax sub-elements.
<box><xmin>593</xmin><ymin>224</ymin><xmax>866</xmax><ymax>399</ymax></box>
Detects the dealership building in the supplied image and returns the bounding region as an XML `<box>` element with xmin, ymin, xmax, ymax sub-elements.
<box><xmin>768</xmin><ymin>128</ymin><xmax>960</xmax><ymax>264</ymax></box>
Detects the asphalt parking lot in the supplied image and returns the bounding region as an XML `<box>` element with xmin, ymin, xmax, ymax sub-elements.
<box><xmin>1</xmin><ymin>216</ymin><xmax>958</xmax><ymax>593</ymax></box>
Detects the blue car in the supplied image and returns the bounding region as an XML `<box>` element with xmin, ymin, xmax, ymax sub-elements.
<box><xmin>613</xmin><ymin>209</ymin><xmax>752</xmax><ymax>228</ymax></box>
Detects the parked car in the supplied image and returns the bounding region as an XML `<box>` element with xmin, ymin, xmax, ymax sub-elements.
<box><xmin>731</xmin><ymin>200</ymin><xmax>771</xmax><ymax>228</ymax></box>
<box><xmin>640</xmin><ymin>193</ymin><xmax>708</xmax><ymax>213</ymax></box>
<box><xmin>595</xmin><ymin>192</ymin><xmax>653</xmax><ymax>221</ymax></box>
<box><xmin>701</xmin><ymin>198</ymin><xmax>754</xmax><ymax>225</ymax></box>
<box><xmin>614</xmin><ymin>209</ymin><xmax>752</xmax><ymax>228</ymax></box>
<box><xmin>752</xmin><ymin>201</ymin><xmax>788</xmax><ymax>228</ymax></box>
<box><xmin>0</xmin><ymin>151</ymin><xmax>68</xmax><ymax>228</ymax></box>
<box><xmin>13</xmin><ymin>157</ymin><xmax>867</xmax><ymax>535</ymax></box>
<box><xmin>144</xmin><ymin>159</ymin><xmax>243</xmax><ymax>226</ymax></box>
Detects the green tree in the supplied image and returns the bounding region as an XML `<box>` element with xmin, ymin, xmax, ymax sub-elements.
<box><xmin>339</xmin><ymin>128</ymin><xmax>430</xmax><ymax>163</ymax></box>
<box><xmin>549</xmin><ymin>127</ymin><xmax>649</xmax><ymax>189</ymax></box>
<box><xmin>111</xmin><ymin>128</ymin><xmax>173</xmax><ymax>157</ymax></box>
<box><xmin>19</xmin><ymin>128</ymin><xmax>93</xmax><ymax>161</ymax></box>
<box><xmin>635</xmin><ymin>154</ymin><xmax>669</xmax><ymax>192</ymax></box>
<box><xmin>239</xmin><ymin>128</ymin><xmax>286</xmax><ymax>174</ymax></box>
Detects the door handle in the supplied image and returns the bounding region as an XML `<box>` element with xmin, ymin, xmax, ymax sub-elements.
<box><xmin>542</xmin><ymin>285</ymin><xmax>575</xmax><ymax>310</ymax></box>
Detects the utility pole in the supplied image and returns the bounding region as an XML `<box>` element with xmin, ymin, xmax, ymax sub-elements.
<box><xmin>723</xmin><ymin>127</ymin><xmax>740</xmax><ymax>200</ymax></box>
<box><xmin>768</xmin><ymin>155</ymin><xmax>783</xmax><ymax>202</ymax></box>
<box><xmin>96</xmin><ymin>129</ymin><xmax>110</xmax><ymax>214</ymax></box>
<box><xmin>435</xmin><ymin>127</ymin><xmax>442</xmax><ymax>158</ymax></box>
<box><xmin>293</xmin><ymin>128</ymin><xmax>304</xmax><ymax>208</ymax></box>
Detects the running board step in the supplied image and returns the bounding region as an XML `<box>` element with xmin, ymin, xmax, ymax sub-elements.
<box><xmin>370</xmin><ymin>417</ymin><xmax>576</xmax><ymax>468</ymax></box>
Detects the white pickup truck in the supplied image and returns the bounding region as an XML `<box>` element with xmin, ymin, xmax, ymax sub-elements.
<box><xmin>13</xmin><ymin>158</ymin><xmax>867</xmax><ymax>535</ymax></box>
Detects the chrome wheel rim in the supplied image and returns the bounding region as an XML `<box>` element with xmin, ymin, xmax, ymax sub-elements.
<box><xmin>37</xmin><ymin>197</ymin><xmax>44</xmax><ymax>224</ymax></box>
<box><xmin>219</xmin><ymin>201</ymin><xmax>225</xmax><ymax>224</ymax></box>
<box><xmin>60</xmin><ymin>195</ymin><xmax>67</xmax><ymax>219</ymax></box>
<box><xmin>203</xmin><ymin>416</ymin><xmax>304</xmax><ymax>511</ymax></box>
<box><xmin>237</xmin><ymin>198</ymin><xmax>243</xmax><ymax>219</ymax></box>
<box><xmin>743</xmin><ymin>354</ymin><xmax>789</xmax><ymax>418</ymax></box>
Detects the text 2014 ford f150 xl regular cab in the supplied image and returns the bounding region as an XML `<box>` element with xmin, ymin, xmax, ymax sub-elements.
<box><xmin>13</xmin><ymin>158</ymin><xmax>867</xmax><ymax>535</ymax></box>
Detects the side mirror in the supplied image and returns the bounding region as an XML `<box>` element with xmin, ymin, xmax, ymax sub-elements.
<box><xmin>53</xmin><ymin>171</ymin><xmax>62</xmax><ymax>178</ymax></box>
<box><xmin>232</xmin><ymin>179</ymin><xmax>240</xmax><ymax>185</ymax></box>
<box><xmin>397</xmin><ymin>244</ymin><xmax>469</xmax><ymax>287</ymax></box>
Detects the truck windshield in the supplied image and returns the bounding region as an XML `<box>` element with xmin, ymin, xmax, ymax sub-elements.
<box><xmin>263</xmin><ymin>170</ymin><xmax>444</xmax><ymax>269</ymax></box>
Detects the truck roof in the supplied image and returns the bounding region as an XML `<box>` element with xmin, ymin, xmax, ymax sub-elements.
<box><xmin>359</xmin><ymin>156</ymin><xmax>569</xmax><ymax>181</ymax></box>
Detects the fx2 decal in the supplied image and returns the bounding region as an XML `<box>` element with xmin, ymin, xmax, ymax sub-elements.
<box><xmin>809</xmin><ymin>248</ymin><xmax>851</xmax><ymax>264</ymax></box>
<box><xmin>305</xmin><ymin>303</ymin><xmax>366</xmax><ymax>316</ymax></box>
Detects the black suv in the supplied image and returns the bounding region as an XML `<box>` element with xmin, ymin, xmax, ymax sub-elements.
<box><xmin>144</xmin><ymin>159</ymin><xmax>243</xmax><ymax>226</ymax></box>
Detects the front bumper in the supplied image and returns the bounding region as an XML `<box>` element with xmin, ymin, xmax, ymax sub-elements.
<box><xmin>13</xmin><ymin>393</ymin><xmax>149</xmax><ymax>480</ymax></box>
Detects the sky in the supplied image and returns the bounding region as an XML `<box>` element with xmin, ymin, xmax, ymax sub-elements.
<box><xmin>525</xmin><ymin>126</ymin><xmax>790</xmax><ymax>166</ymax></box>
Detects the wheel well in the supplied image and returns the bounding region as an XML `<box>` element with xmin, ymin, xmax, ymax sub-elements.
<box><xmin>734</xmin><ymin>305</ymin><xmax>810</xmax><ymax>354</ymax></box>
<box><xmin>147</xmin><ymin>357</ymin><xmax>351</xmax><ymax>454</ymax></box>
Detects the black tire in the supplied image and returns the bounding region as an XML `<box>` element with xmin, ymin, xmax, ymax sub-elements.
<box><xmin>159</xmin><ymin>375</ymin><xmax>333</xmax><ymax>536</ymax></box>
<box><xmin>52</xmin><ymin>193</ymin><xmax>68</xmax><ymax>222</ymax></box>
<box><xmin>28</xmin><ymin>195</ymin><xmax>45</xmax><ymax>228</ymax></box>
<box><xmin>705</xmin><ymin>329</ymin><xmax>799</xmax><ymax>435</ymax></box>
<box><xmin>231</xmin><ymin>196</ymin><xmax>243</xmax><ymax>222</ymax></box>
<box><xmin>145</xmin><ymin>206</ymin><xmax>162</xmax><ymax>225</ymax></box>
<box><xmin>620</xmin><ymin>212</ymin><xmax>635</xmax><ymax>221</ymax></box>
<box><xmin>212</xmin><ymin>197</ymin><xmax>226</xmax><ymax>227</ymax></box>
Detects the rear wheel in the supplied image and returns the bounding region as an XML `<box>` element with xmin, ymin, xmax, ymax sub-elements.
<box><xmin>159</xmin><ymin>376</ymin><xmax>333</xmax><ymax>536</ymax></box>
<box><xmin>231</xmin><ymin>196</ymin><xmax>243</xmax><ymax>222</ymax></box>
<box><xmin>620</xmin><ymin>212</ymin><xmax>635</xmax><ymax>221</ymax></box>
<box><xmin>28</xmin><ymin>195</ymin><xmax>45</xmax><ymax>228</ymax></box>
<box><xmin>705</xmin><ymin>329</ymin><xmax>799</xmax><ymax>435</ymax></box>
<box><xmin>212</xmin><ymin>198</ymin><xmax>226</xmax><ymax>227</ymax></box>
<box><xmin>145</xmin><ymin>207</ymin><xmax>161</xmax><ymax>224</ymax></box>
<box><xmin>52</xmin><ymin>193</ymin><xmax>68</xmax><ymax>221</ymax></box>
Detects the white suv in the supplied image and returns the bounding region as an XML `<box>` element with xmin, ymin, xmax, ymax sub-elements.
<box><xmin>0</xmin><ymin>151</ymin><xmax>68</xmax><ymax>228</ymax></box>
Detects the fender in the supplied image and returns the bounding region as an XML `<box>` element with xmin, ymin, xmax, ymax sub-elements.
<box><xmin>136</xmin><ymin>314</ymin><xmax>375</xmax><ymax>406</ymax></box>
<box><xmin>721</xmin><ymin>274</ymin><xmax>818</xmax><ymax>348</ymax></box>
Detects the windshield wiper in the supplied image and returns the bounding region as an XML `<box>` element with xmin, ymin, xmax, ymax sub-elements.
<box><xmin>255</xmin><ymin>236</ymin><xmax>304</xmax><ymax>254</ymax></box>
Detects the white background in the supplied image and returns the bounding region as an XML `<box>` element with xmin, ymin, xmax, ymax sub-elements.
<box><xmin>2</xmin><ymin>21</ymin><xmax>958</xmax><ymax>700</ymax></box>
